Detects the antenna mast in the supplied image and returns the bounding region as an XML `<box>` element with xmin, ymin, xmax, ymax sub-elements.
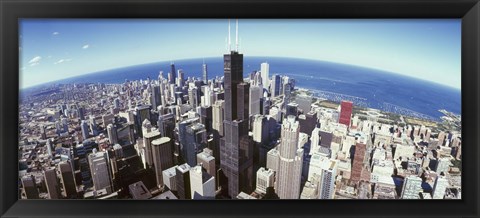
<box><xmin>228</xmin><ymin>19</ymin><xmax>231</xmax><ymax>52</ymax></box>
<box><xmin>235</xmin><ymin>19</ymin><xmax>239</xmax><ymax>52</ymax></box>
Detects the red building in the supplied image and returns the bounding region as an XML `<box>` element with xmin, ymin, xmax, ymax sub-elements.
<box><xmin>339</xmin><ymin>101</ymin><xmax>353</xmax><ymax>127</ymax></box>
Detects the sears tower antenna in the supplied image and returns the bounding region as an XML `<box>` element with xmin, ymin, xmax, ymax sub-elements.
<box><xmin>235</xmin><ymin>19</ymin><xmax>239</xmax><ymax>52</ymax></box>
<box><xmin>228</xmin><ymin>19</ymin><xmax>231</xmax><ymax>52</ymax></box>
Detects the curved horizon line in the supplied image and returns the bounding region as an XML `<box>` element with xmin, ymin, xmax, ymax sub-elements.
<box><xmin>21</xmin><ymin>55</ymin><xmax>461</xmax><ymax>91</ymax></box>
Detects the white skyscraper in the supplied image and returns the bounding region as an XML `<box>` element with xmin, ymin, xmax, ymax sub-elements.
<box><xmin>266</xmin><ymin>148</ymin><xmax>280</xmax><ymax>173</ymax></box>
<box><xmin>189</xmin><ymin>165</ymin><xmax>215</xmax><ymax>199</ymax></box>
<box><xmin>212</xmin><ymin>100</ymin><xmax>225</xmax><ymax>136</ymax></box>
<box><xmin>318</xmin><ymin>159</ymin><xmax>338</xmax><ymax>199</ymax></box>
<box><xmin>432</xmin><ymin>176</ymin><xmax>448</xmax><ymax>199</ymax></box>
<box><xmin>256</xmin><ymin>167</ymin><xmax>275</xmax><ymax>194</ymax></box>
<box><xmin>307</xmin><ymin>152</ymin><xmax>338</xmax><ymax>199</ymax></box>
<box><xmin>106</xmin><ymin>123</ymin><xmax>118</xmax><ymax>145</ymax></box>
<box><xmin>252</xmin><ymin>114</ymin><xmax>268</xmax><ymax>144</ymax></box>
<box><xmin>401</xmin><ymin>176</ymin><xmax>422</xmax><ymax>199</ymax></box>
<box><xmin>275</xmin><ymin>116</ymin><xmax>304</xmax><ymax>199</ymax></box>
<box><xmin>249</xmin><ymin>72</ymin><xmax>263</xmax><ymax>116</ymax></box>
<box><xmin>201</xmin><ymin>85</ymin><xmax>212</xmax><ymax>107</ymax></box>
<box><xmin>260</xmin><ymin>62</ymin><xmax>269</xmax><ymax>90</ymax></box>
<box><xmin>436</xmin><ymin>157</ymin><xmax>452</xmax><ymax>174</ymax></box>
<box><xmin>162</xmin><ymin>165</ymin><xmax>178</xmax><ymax>192</ymax></box>
<box><xmin>88</xmin><ymin>150</ymin><xmax>112</xmax><ymax>194</ymax></box>
<box><xmin>308</xmin><ymin>153</ymin><xmax>330</xmax><ymax>182</ymax></box>
<box><xmin>310</xmin><ymin>126</ymin><xmax>321</xmax><ymax>155</ymax></box>
<box><xmin>197</xmin><ymin>148</ymin><xmax>216</xmax><ymax>176</ymax></box>
<box><xmin>269</xmin><ymin>106</ymin><xmax>281</xmax><ymax>122</ymax></box>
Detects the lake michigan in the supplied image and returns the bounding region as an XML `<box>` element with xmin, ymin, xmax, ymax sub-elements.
<box><xmin>30</xmin><ymin>57</ymin><xmax>461</xmax><ymax>121</ymax></box>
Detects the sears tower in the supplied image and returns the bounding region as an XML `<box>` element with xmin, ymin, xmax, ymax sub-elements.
<box><xmin>220</xmin><ymin>19</ymin><xmax>254</xmax><ymax>197</ymax></box>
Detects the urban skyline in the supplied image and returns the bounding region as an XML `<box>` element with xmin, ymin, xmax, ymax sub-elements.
<box><xmin>20</xmin><ymin>19</ymin><xmax>461</xmax><ymax>89</ymax></box>
<box><xmin>18</xmin><ymin>19</ymin><xmax>462</xmax><ymax>200</ymax></box>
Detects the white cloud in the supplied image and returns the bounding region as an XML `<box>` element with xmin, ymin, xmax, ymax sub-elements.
<box><xmin>28</xmin><ymin>56</ymin><xmax>41</xmax><ymax>66</ymax></box>
<box><xmin>20</xmin><ymin>67</ymin><xmax>26</xmax><ymax>71</ymax></box>
<box><xmin>53</xmin><ymin>32</ymin><xmax>59</xmax><ymax>35</ymax></box>
<box><xmin>82</xmin><ymin>44</ymin><xmax>89</xmax><ymax>49</ymax></box>
<box><xmin>54</xmin><ymin>60</ymin><xmax>64</xmax><ymax>65</ymax></box>
<box><xmin>54</xmin><ymin>59</ymin><xmax>72</xmax><ymax>65</ymax></box>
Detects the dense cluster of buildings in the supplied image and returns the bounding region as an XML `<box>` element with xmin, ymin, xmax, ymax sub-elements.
<box><xmin>18</xmin><ymin>22</ymin><xmax>462</xmax><ymax>200</ymax></box>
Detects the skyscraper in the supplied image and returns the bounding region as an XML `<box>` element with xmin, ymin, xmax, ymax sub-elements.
<box><xmin>59</xmin><ymin>161</ymin><xmax>77</xmax><ymax>198</ymax></box>
<box><xmin>255</xmin><ymin>167</ymin><xmax>274</xmax><ymax>194</ymax></box>
<box><xmin>143</xmin><ymin>130</ymin><xmax>161</xmax><ymax>170</ymax></box>
<box><xmin>113</xmin><ymin>98</ymin><xmax>121</xmax><ymax>110</ymax></box>
<box><xmin>271</xmin><ymin>74</ymin><xmax>281</xmax><ymax>97</ymax></box>
<box><xmin>81</xmin><ymin>120</ymin><xmax>89</xmax><ymax>140</ymax></box>
<box><xmin>339</xmin><ymin>101</ymin><xmax>353</xmax><ymax>127</ymax></box>
<box><xmin>107</xmin><ymin>124</ymin><xmax>118</xmax><ymax>145</ymax></box>
<box><xmin>249</xmin><ymin>72</ymin><xmax>263</xmax><ymax>116</ymax></box>
<box><xmin>46</xmin><ymin>138</ymin><xmax>54</xmax><ymax>157</ymax></box>
<box><xmin>236</xmin><ymin>82</ymin><xmax>250</xmax><ymax>120</ymax></box>
<box><xmin>175</xmin><ymin>163</ymin><xmax>192</xmax><ymax>199</ymax></box>
<box><xmin>275</xmin><ymin>116</ymin><xmax>304</xmax><ymax>199</ymax></box>
<box><xmin>78</xmin><ymin>107</ymin><xmax>86</xmax><ymax>120</ymax></box>
<box><xmin>318</xmin><ymin>159</ymin><xmax>338</xmax><ymax>199</ymax></box>
<box><xmin>75</xmin><ymin>144</ymin><xmax>93</xmax><ymax>188</ymax></box>
<box><xmin>178</xmin><ymin>117</ymin><xmax>200</xmax><ymax>165</ymax></box>
<box><xmin>197</xmin><ymin>148</ymin><xmax>216</xmax><ymax>177</ymax></box>
<box><xmin>432</xmin><ymin>176</ymin><xmax>448</xmax><ymax>199</ymax></box>
<box><xmin>202</xmin><ymin>62</ymin><xmax>208</xmax><ymax>84</ymax></box>
<box><xmin>188</xmin><ymin>87</ymin><xmax>201</xmax><ymax>108</ymax></box>
<box><xmin>220</xmin><ymin>20</ymin><xmax>254</xmax><ymax>197</ymax></box>
<box><xmin>177</xmin><ymin>69</ymin><xmax>185</xmax><ymax>87</ymax></box>
<box><xmin>44</xmin><ymin>167</ymin><xmax>61</xmax><ymax>199</ymax></box>
<box><xmin>157</xmin><ymin>113</ymin><xmax>175</xmax><ymax>140</ymax></box>
<box><xmin>401</xmin><ymin>175</ymin><xmax>422</xmax><ymax>199</ymax></box>
<box><xmin>88</xmin><ymin>150</ymin><xmax>113</xmax><ymax>194</ymax></box>
<box><xmin>260</xmin><ymin>62</ymin><xmax>269</xmax><ymax>90</ymax></box>
<box><xmin>135</xmin><ymin>105</ymin><xmax>152</xmax><ymax>137</ymax></box>
<box><xmin>351</xmin><ymin>143</ymin><xmax>366</xmax><ymax>182</ymax></box>
<box><xmin>169</xmin><ymin>62</ymin><xmax>176</xmax><ymax>84</ymax></box>
<box><xmin>285</xmin><ymin>102</ymin><xmax>298</xmax><ymax>117</ymax></box>
<box><xmin>162</xmin><ymin>165</ymin><xmax>178</xmax><ymax>192</ymax></box>
<box><xmin>212</xmin><ymin>100</ymin><xmax>225</xmax><ymax>136</ymax></box>
<box><xmin>310</xmin><ymin>126</ymin><xmax>321</xmax><ymax>155</ymax></box>
<box><xmin>21</xmin><ymin>175</ymin><xmax>39</xmax><ymax>199</ymax></box>
<box><xmin>151</xmin><ymin>137</ymin><xmax>174</xmax><ymax>188</ymax></box>
<box><xmin>151</xmin><ymin>85</ymin><xmax>162</xmax><ymax>110</ymax></box>
<box><xmin>189</xmin><ymin>165</ymin><xmax>215</xmax><ymax>199</ymax></box>
<box><xmin>252</xmin><ymin>114</ymin><xmax>268</xmax><ymax>144</ymax></box>
<box><xmin>90</xmin><ymin>115</ymin><xmax>98</xmax><ymax>136</ymax></box>
<box><xmin>184</xmin><ymin>123</ymin><xmax>207</xmax><ymax>167</ymax></box>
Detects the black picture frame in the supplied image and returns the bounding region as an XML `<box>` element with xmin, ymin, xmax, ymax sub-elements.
<box><xmin>1</xmin><ymin>0</ymin><xmax>479</xmax><ymax>217</ymax></box>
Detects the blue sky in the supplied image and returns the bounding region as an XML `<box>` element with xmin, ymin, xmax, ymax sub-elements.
<box><xmin>19</xmin><ymin>19</ymin><xmax>461</xmax><ymax>89</ymax></box>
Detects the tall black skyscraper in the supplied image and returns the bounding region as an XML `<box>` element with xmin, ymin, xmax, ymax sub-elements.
<box><xmin>169</xmin><ymin>62</ymin><xmax>176</xmax><ymax>84</ymax></box>
<box><xmin>223</xmin><ymin>52</ymin><xmax>243</xmax><ymax>121</ymax></box>
<box><xmin>237</xmin><ymin>82</ymin><xmax>250</xmax><ymax>121</ymax></box>
<box><xmin>219</xmin><ymin>19</ymin><xmax>254</xmax><ymax>197</ymax></box>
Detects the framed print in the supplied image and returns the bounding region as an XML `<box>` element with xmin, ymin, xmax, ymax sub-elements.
<box><xmin>1</xmin><ymin>0</ymin><xmax>479</xmax><ymax>218</ymax></box>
